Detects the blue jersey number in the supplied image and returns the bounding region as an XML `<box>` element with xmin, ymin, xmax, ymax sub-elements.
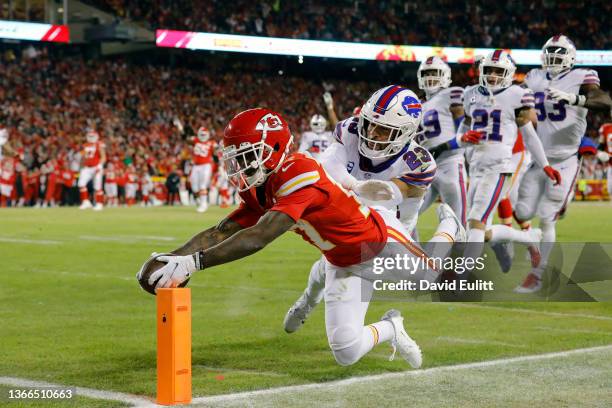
<box><xmin>422</xmin><ymin>110</ymin><xmax>442</xmax><ymax>138</ymax></box>
<box><xmin>471</xmin><ymin>109</ymin><xmax>503</xmax><ymax>142</ymax></box>
<box><xmin>534</xmin><ymin>92</ymin><xmax>567</xmax><ymax>122</ymax></box>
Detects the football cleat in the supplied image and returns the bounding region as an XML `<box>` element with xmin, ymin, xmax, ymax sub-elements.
<box><xmin>436</xmin><ymin>203</ymin><xmax>466</xmax><ymax>242</ymax></box>
<box><xmin>93</xmin><ymin>203</ymin><xmax>103</xmax><ymax>211</ymax></box>
<box><xmin>79</xmin><ymin>200</ymin><xmax>93</xmax><ymax>210</ymax></box>
<box><xmin>514</xmin><ymin>272</ymin><xmax>542</xmax><ymax>294</ymax></box>
<box><xmin>381</xmin><ymin>309</ymin><xmax>422</xmax><ymax>368</ymax></box>
<box><xmin>283</xmin><ymin>291</ymin><xmax>319</xmax><ymax>333</ymax></box>
<box><xmin>491</xmin><ymin>242</ymin><xmax>514</xmax><ymax>273</ymax></box>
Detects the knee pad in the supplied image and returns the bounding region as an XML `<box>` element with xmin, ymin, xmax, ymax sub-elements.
<box><xmin>328</xmin><ymin>324</ymin><xmax>360</xmax><ymax>362</ymax></box>
<box><xmin>514</xmin><ymin>201</ymin><xmax>535</xmax><ymax>222</ymax></box>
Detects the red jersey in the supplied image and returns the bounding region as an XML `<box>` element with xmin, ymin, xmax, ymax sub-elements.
<box><xmin>0</xmin><ymin>167</ymin><xmax>15</xmax><ymax>185</ymax></box>
<box><xmin>61</xmin><ymin>170</ymin><xmax>75</xmax><ymax>187</ymax></box>
<box><xmin>126</xmin><ymin>172</ymin><xmax>139</xmax><ymax>184</ymax></box>
<box><xmin>193</xmin><ymin>140</ymin><xmax>216</xmax><ymax>165</ymax></box>
<box><xmin>83</xmin><ymin>142</ymin><xmax>105</xmax><ymax>167</ymax></box>
<box><xmin>600</xmin><ymin>123</ymin><xmax>612</xmax><ymax>163</ymax></box>
<box><xmin>229</xmin><ymin>153</ymin><xmax>387</xmax><ymax>267</ymax></box>
<box><xmin>105</xmin><ymin>170</ymin><xmax>117</xmax><ymax>184</ymax></box>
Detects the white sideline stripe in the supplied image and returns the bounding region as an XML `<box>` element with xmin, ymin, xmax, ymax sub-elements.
<box><xmin>0</xmin><ymin>237</ymin><xmax>61</xmax><ymax>245</ymax></box>
<box><xmin>190</xmin><ymin>344</ymin><xmax>612</xmax><ymax>405</ymax></box>
<box><xmin>435</xmin><ymin>336</ymin><xmax>527</xmax><ymax>348</ymax></box>
<box><xmin>0</xmin><ymin>376</ymin><xmax>153</xmax><ymax>406</ymax></box>
<box><xmin>455</xmin><ymin>303</ymin><xmax>612</xmax><ymax>321</ymax></box>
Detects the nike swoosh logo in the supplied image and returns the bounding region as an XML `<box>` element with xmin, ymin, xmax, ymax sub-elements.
<box><xmin>281</xmin><ymin>162</ymin><xmax>295</xmax><ymax>172</ymax></box>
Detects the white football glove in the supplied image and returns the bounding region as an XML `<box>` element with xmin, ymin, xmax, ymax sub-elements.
<box><xmin>323</xmin><ymin>92</ymin><xmax>334</xmax><ymax>109</ymax></box>
<box><xmin>547</xmin><ymin>87</ymin><xmax>586</xmax><ymax>106</ymax></box>
<box><xmin>148</xmin><ymin>254</ymin><xmax>197</xmax><ymax>289</ymax></box>
<box><xmin>352</xmin><ymin>179</ymin><xmax>396</xmax><ymax>201</ymax></box>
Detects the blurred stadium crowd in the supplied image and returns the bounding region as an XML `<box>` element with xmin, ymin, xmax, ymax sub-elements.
<box><xmin>87</xmin><ymin>1</ymin><xmax>611</xmax><ymax>49</ymax></box>
<box><xmin>3</xmin><ymin>1</ymin><xmax>610</xmax><ymax>49</ymax></box>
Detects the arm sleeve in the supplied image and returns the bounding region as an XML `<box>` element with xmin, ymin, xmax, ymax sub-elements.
<box><xmin>520</xmin><ymin>89</ymin><xmax>536</xmax><ymax>109</ymax></box>
<box><xmin>582</xmin><ymin>69</ymin><xmax>600</xmax><ymax>86</ymax></box>
<box><xmin>320</xmin><ymin>142</ymin><xmax>357</xmax><ymax>189</ymax></box>
<box><xmin>229</xmin><ymin>202</ymin><xmax>264</xmax><ymax>228</ymax></box>
<box><xmin>270</xmin><ymin>186</ymin><xmax>322</xmax><ymax>222</ymax></box>
<box><xmin>520</xmin><ymin>121</ymin><xmax>549</xmax><ymax>168</ymax></box>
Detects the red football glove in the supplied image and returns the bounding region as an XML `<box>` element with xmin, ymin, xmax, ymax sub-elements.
<box><xmin>460</xmin><ymin>130</ymin><xmax>485</xmax><ymax>144</ymax></box>
<box><xmin>543</xmin><ymin>165</ymin><xmax>561</xmax><ymax>185</ymax></box>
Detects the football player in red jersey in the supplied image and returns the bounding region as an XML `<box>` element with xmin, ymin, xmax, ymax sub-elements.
<box><xmin>78</xmin><ymin>130</ymin><xmax>106</xmax><ymax>211</ymax></box>
<box><xmin>139</xmin><ymin>109</ymin><xmax>465</xmax><ymax>368</ymax></box>
<box><xmin>599</xmin><ymin>123</ymin><xmax>612</xmax><ymax>201</ymax></box>
<box><xmin>191</xmin><ymin>126</ymin><xmax>217</xmax><ymax>213</ymax></box>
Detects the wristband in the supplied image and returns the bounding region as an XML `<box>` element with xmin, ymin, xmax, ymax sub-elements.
<box><xmin>193</xmin><ymin>250</ymin><xmax>206</xmax><ymax>270</ymax></box>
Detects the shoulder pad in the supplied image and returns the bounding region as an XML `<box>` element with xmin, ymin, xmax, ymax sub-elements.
<box><xmin>272</xmin><ymin>153</ymin><xmax>321</xmax><ymax>197</ymax></box>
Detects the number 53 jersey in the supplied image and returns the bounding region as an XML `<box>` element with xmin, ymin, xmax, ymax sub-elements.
<box><xmin>525</xmin><ymin>68</ymin><xmax>600</xmax><ymax>160</ymax></box>
<box><xmin>463</xmin><ymin>84</ymin><xmax>535</xmax><ymax>175</ymax></box>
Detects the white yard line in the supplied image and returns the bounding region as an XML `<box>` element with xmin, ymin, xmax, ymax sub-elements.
<box><xmin>189</xmin><ymin>344</ymin><xmax>612</xmax><ymax>406</ymax></box>
<box><xmin>454</xmin><ymin>303</ymin><xmax>612</xmax><ymax>321</ymax></box>
<box><xmin>435</xmin><ymin>336</ymin><xmax>527</xmax><ymax>348</ymax></box>
<box><xmin>0</xmin><ymin>237</ymin><xmax>61</xmax><ymax>245</ymax></box>
<box><xmin>0</xmin><ymin>376</ymin><xmax>153</xmax><ymax>406</ymax></box>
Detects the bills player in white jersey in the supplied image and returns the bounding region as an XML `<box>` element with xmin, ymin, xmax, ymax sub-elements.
<box><xmin>415</xmin><ymin>56</ymin><xmax>468</xmax><ymax>227</ymax></box>
<box><xmin>514</xmin><ymin>35</ymin><xmax>612</xmax><ymax>293</ymax></box>
<box><xmin>298</xmin><ymin>114</ymin><xmax>334</xmax><ymax>161</ymax></box>
<box><xmin>455</xmin><ymin>50</ymin><xmax>562</xmax><ymax>275</ymax></box>
<box><xmin>284</xmin><ymin>85</ymin><xmax>466</xmax><ymax>334</ymax></box>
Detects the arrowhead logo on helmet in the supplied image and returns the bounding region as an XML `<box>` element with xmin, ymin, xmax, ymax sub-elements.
<box><xmin>222</xmin><ymin>108</ymin><xmax>294</xmax><ymax>192</ymax></box>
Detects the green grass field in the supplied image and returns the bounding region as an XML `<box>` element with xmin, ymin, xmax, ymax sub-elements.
<box><xmin>1</xmin><ymin>203</ymin><xmax>611</xmax><ymax>407</ymax></box>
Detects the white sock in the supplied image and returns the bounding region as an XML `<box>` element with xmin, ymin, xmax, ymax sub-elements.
<box><xmin>534</xmin><ymin>221</ymin><xmax>556</xmax><ymax>278</ymax></box>
<box><xmin>489</xmin><ymin>224</ymin><xmax>534</xmax><ymax>244</ymax></box>
<box><xmin>305</xmin><ymin>259</ymin><xmax>326</xmax><ymax>306</ymax></box>
<box><xmin>358</xmin><ymin>320</ymin><xmax>395</xmax><ymax>356</ymax></box>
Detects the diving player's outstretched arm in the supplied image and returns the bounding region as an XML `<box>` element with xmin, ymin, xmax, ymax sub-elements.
<box><xmin>171</xmin><ymin>216</ymin><xmax>244</xmax><ymax>255</ymax></box>
<box><xmin>148</xmin><ymin>210</ymin><xmax>295</xmax><ymax>289</ymax></box>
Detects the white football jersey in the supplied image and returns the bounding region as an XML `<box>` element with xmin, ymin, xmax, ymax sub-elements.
<box><xmin>525</xmin><ymin>68</ymin><xmax>600</xmax><ymax>160</ymax></box>
<box><xmin>463</xmin><ymin>84</ymin><xmax>535</xmax><ymax>174</ymax></box>
<box><xmin>298</xmin><ymin>130</ymin><xmax>334</xmax><ymax>161</ymax></box>
<box><xmin>417</xmin><ymin>86</ymin><xmax>465</xmax><ymax>162</ymax></box>
<box><xmin>329</xmin><ymin>116</ymin><xmax>437</xmax><ymax>228</ymax></box>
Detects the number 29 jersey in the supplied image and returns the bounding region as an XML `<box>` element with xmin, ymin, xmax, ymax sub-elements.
<box><xmin>417</xmin><ymin>86</ymin><xmax>465</xmax><ymax>162</ymax></box>
<box><xmin>525</xmin><ymin>68</ymin><xmax>600</xmax><ymax>160</ymax></box>
<box><xmin>463</xmin><ymin>84</ymin><xmax>535</xmax><ymax>174</ymax></box>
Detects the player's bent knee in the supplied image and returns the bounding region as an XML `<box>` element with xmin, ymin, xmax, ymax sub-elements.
<box><xmin>331</xmin><ymin>344</ymin><xmax>362</xmax><ymax>366</ymax></box>
<box><xmin>514</xmin><ymin>202</ymin><xmax>534</xmax><ymax>221</ymax></box>
<box><xmin>328</xmin><ymin>324</ymin><xmax>361</xmax><ymax>365</ymax></box>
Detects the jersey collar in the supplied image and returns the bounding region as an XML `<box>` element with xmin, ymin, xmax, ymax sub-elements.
<box><xmin>477</xmin><ymin>85</ymin><xmax>508</xmax><ymax>96</ymax></box>
<box><xmin>358</xmin><ymin>144</ymin><xmax>411</xmax><ymax>173</ymax></box>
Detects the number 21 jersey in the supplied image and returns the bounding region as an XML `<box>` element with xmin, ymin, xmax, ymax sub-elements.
<box><xmin>463</xmin><ymin>84</ymin><xmax>535</xmax><ymax>174</ymax></box>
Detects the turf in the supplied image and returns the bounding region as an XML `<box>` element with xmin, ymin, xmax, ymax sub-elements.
<box><xmin>1</xmin><ymin>202</ymin><xmax>611</xmax><ymax>407</ymax></box>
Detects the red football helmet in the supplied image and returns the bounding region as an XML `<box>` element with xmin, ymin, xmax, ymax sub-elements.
<box><xmin>222</xmin><ymin>108</ymin><xmax>294</xmax><ymax>191</ymax></box>
<box><xmin>197</xmin><ymin>126</ymin><xmax>210</xmax><ymax>141</ymax></box>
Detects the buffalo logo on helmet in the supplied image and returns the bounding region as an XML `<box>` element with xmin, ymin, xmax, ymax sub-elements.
<box><xmin>401</xmin><ymin>96</ymin><xmax>422</xmax><ymax>118</ymax></box>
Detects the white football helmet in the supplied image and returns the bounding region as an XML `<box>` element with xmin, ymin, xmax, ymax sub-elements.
<box><xmin>358</xmin><ymin>85</ymin><xmax>422</xmax><ymax>159</ymax></box>
<box><xmin>479</xmin><ymin>49</ymin><xmax>516</xmax><ymax>92</ymax></box>
<box><xmin>310</xmin><ymin>114</ymin><xmax>327</xmax><ymax>134</ymax></box>
<box><xmin>86</xmin><ymin>130</ymin><xmax>99</xmax><ymax>143</ymax></box>
<box><xmin>417</xmin><ymin>56</ymin><xmax>452</xmax><ymax>96</ymax></box>
<box><xmin>197</xmin><ymin>126</ymin><xmax>211</xmax><ymax>141</ymax></box>
<box><xmin>541</xmin><ymin>34</ymin><xmax>576</xmax><ymax>76</ymax></box>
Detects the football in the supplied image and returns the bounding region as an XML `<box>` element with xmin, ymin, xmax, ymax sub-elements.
<box><xmin>137</xmin><ymin>253</ymin><xmax>190</xmax><ymax>295</ymax></box>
